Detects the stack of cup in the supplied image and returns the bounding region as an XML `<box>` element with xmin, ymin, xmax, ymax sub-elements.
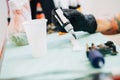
<box><xmin>23</xmin><ymin>19</ymin><xmax>47</xmax><ymax>58</ymax></box>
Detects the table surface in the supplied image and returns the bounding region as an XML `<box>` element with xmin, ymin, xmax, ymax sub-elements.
<box><xmin>0</xmin><ymin>32</ymin><xmax>120</xmax><ymax>80</ymax></box>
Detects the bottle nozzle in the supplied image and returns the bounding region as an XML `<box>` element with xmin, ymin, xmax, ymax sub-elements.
<box><xmin>72</xmin><ymin>33</ymin><xmax>77</xmax><ymax>39</ymax></box>
<box><xmin>68</xmin><ymin>29</ymin><xmax>77</xmax><ymax>39</ymax></box>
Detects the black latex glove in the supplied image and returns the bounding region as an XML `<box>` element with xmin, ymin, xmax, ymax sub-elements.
<box><xmin>51</xmin><ymin>9</ymin><xmax>97</xmax><ymax>33</ymax></box>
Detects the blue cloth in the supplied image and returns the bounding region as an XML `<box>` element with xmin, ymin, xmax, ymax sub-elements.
<box><xmin>0</xmin><ymin>32</ymin><xmax>120</xmax><ymax>80</ymax></box>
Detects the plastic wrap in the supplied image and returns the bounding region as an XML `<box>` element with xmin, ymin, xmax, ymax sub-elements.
<box><xmin>8</xmin><ymin>0</ymin><xmax>31</xmax><ymax>46</ymax></box>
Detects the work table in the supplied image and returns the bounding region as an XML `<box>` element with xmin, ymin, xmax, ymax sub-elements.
<box><xmin>0</xmin><ymin>32</ymin><xmax>120</xmax><ymax>80</ymax></box>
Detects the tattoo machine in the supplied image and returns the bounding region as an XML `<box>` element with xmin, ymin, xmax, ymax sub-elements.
<box><xmin>86</xmin><ymin>44</ymin><xmax>105</xmax><ymax>68</ymax></box>
<box><xmin>97</xmin><ymin>41</ymin><xmax>118</xmax><ymax>56</ymax></box>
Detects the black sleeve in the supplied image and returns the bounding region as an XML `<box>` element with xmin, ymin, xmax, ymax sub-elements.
<box><xmin>41</xmin><ymin>0</ymin><xmax>55</xmax><ymax>24</ymax></box>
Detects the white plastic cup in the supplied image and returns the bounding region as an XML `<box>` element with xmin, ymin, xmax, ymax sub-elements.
<box><xmin>23</xmin><ymin>19</ymin><xmax>47</xmax><ymax>58</ymax></box>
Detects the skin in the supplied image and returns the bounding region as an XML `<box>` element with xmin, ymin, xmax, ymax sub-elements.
<box><xmin>95</xmin><ymin>14</ymin><xmax>120</xmax><ymax>35</ymax></box>
<box><xmin>96</xmin><ymin>18</ymin><xmax>112</xmax><ymax>33</ymax></box>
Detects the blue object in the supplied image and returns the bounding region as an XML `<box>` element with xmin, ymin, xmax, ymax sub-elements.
<box><xmin>87</xmin><ymin>49</ymin><xmax>105</xmax><ymax>68</ymax></box>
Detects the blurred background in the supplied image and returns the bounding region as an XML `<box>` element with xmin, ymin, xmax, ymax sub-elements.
<box><xmin>28</xmin><ymin>0</ymin><xmax>120</xmax><ymax>34</ymax></box>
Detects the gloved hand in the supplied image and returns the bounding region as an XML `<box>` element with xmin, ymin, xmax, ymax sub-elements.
<box><xmin>52</xmin><ymin>9</ymin><xmax>97</xmax><ymax>33</ymax></box>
